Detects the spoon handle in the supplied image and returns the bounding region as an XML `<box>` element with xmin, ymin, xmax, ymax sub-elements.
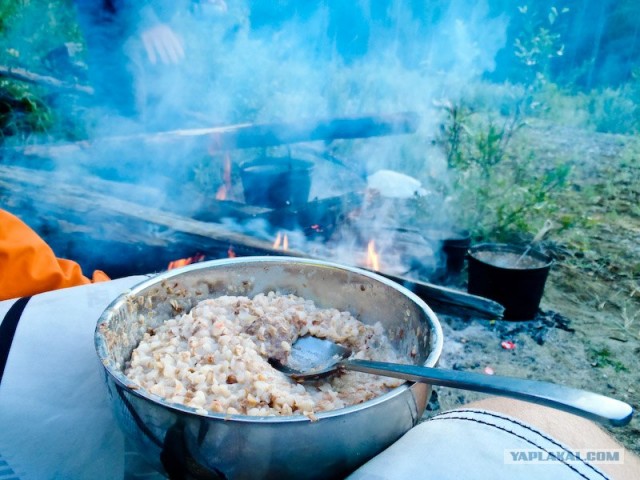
<box><xmin>344</xmin><ymin>359</ymin><xmax>633</xmax><ymax>427</ymax></box>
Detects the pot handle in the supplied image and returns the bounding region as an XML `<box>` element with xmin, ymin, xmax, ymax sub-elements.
<box><xmin>344</xmin><ymin>359</ymin><xmax>633</xmax><ymax>427</ymax></box>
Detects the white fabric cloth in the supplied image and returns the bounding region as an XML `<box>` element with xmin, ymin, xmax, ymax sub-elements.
<box><xmin>0</xmin><ymin>276</ymin><xmax>147</xmax><ymax>480</ymax></box>
<box><xmin>366</xmin><ymin>170</ymin><xmax>427</xmax><ymax>198</ymax></box>
<box><xmin>349</xmin><ymin>409</ymin><xmax>609</xmax><ymax>480</ymax></box>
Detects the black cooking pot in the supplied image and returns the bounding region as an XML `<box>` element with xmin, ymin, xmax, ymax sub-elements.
<box><xmin>467</xmin><ymin>243</ymin><xmax>553</xmax><ymax>320</ymax></box>
<box><xmin>442</xmin><ymin>230</ymin><xmax>471</xmax><ymax>274</ymax></box>
<box><xmin>240</xmin><ymin>157</ymin><xmax>314</xmax><ymax>209</ymax></box>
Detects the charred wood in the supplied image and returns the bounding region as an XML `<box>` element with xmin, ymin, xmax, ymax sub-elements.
<box><xmin>2</xmin><ymin>112</ymin><xmax>420</xmax><ymax>162</ymax></box>
<box><xmin>0</xmin><ymin>163</ymin><xmax>502</xmax><ymax>319</ymax></box>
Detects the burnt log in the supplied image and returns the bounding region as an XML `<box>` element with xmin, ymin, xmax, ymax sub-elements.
<box><xmin>3</xmin><ymin>112</ymin><xmax>420</xmax><ymax>163</ymax></box>
<box><xmin>373</xmin><ymin>271</ymin><xmax>504</xmax><ymax>320</ymax></box>
<box><xmin>0</xmin><ymin>163</ymin><xmax>296</xmax><ymax>256</ymax></box>
<box><xmin>207</xmin><ymin>111</ymin><xmax>421</xmax><ymax>150</ymax></box>
<box><xmin>0</xmin><ymin>163</ymin><xmax>503</xmax><ymax>319</ymax></box>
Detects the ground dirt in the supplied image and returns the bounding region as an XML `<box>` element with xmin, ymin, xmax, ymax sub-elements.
<box><xmin>421</xmin><ymin>123</ymin><xmax>640</xmax><ymax>458</ymax></box>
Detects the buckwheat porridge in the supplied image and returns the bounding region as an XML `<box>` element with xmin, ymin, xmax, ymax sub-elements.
<box><xmin>125</xmin><ymin>292</ymin><xmax>406</xmax><ymax>417</ymax></box>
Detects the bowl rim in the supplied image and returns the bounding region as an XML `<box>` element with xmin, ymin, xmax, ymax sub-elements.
<box><xmin>95</xmin><ymin>256</ymin><xmax>444</xmax><ymax>423</ymax></box>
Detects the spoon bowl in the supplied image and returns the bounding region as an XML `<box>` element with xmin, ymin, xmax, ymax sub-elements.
<box><xmin>269</xmin><ymin>335</ymin><xmax>353</xmax><ymax>379</ymax></box>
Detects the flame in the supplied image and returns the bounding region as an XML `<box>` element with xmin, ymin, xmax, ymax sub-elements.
<box><xmin>366</xmin><ymin>240</ymin><xmax>380</xmax><ymax>271</ymax></box>
<box><xmin>167</xmin><ymin>253</ymin><xmax>205</xmax><ymax>270</ymax></box>
<box><xmin>215</xmin><ymin>153</ymin><xmax>233</xmax><ymax>200</ymax></box>
<box><xmin>273</xmin><ymin>232</ymin><xmax>289</xmax><ymax>250</ymax></box>
<box><xmin>227</xmin><ymin>246</ymin><xmax>236</xmax><ymax>258</ymax></box>
<box><xmin>215</xmin><ymin>186</ymin><xmax>226</xmax><ymax>200</ymax></box>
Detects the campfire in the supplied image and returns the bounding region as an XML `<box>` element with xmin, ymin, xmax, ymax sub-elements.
<box><xmin>272</xmin><ymin>232</ymin><xmax>289</xmax><ymax>251</ymax></box>
<box><xmin>366</xmin><ymin>240</ymin><xmax>380</xmax><ymax>271</ymax></box>
<box><xmin>214</xmin><ymin>154</ymin><xmax>233</xmax><ymax>201</ymax></box>
<box><xmin>3</xmin><ymin>112</ymin><xmax>503</xmax><ymax>320</ymax></box>
<box><xmin>167</xmin><ymin>253</ymin><xmax>206</xmax><ymax>270</ymax></box>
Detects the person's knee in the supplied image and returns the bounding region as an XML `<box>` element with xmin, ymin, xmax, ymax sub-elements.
<box><xmin>458</xmin><ymin>397</ymin><xmax>640</xmax><ymax>480</ymax></box>
<box><xmin>462</xmin><ymin>397</ymin><xmax>613</xmax><ymax>448</ymax></box>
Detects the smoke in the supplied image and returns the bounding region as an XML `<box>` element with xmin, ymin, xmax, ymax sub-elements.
<box><xmin>121</xmin><ymin>1</ymin><xmax>509</xmax><ymax>127</ymax></box>
<box><xmin>7</xmin><ymin>0</ymin><xmax>510</xmax><ymax>278</ymax></box>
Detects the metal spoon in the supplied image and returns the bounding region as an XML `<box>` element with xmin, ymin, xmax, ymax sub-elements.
<box><xmin>270</xmin><ymin>336</ymin><xmax>633</xmax><ymax>427</ymax></box>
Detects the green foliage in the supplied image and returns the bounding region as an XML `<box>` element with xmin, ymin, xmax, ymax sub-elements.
<box><xmin>0</xmin><ymin>79</ymin><xmax>54</xmax><ymax>139</ymax></box>
<box><xmin>0</xmin><ymin>0</ymin><xmax>84</xmax><ymax>141</ymax></box>
<box><xmin>509</xmin><ymin>4</ymin><xmax>640</xmax><ymax>135</ymax></box>
<box><xmin>436</xmin><ymin>100</ymin><xmax>571</xmax><ymax>242</ymax></box>
<box><xmin>518</xmin><ymin>79</ymin><xmax>640</xmax><ymax>135</ymax></box>
<box><xmin>0</xmin><ymin>0</ymin><xmax>26</xmax><ymax>33</ymax></box>
<box><xmin>0</xmin><ymin>0</ymin><xmax>82</xmax><ymax>67</ymax></box>
<box><xmin>590</xmin><ymin>347</ymin><xmax>628</xmax><ymax>372</ymax></box>
<box><xmin>585</xmin><ymin>86</ymin><xmax>639</xmax><ymax>134</ymax></box>
<box><xmin>514</xmin><ymin>4</ymin><xmax>570</xmax><ymax>88</ymax></box>
<box><xmin>437</xmin><ymin>100</ymin><xmax>472</xmax><ymax>171</ymax></box>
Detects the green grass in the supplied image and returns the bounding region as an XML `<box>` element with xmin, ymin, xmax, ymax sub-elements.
<box><xmin>590</xmin><ymin>347</ymin><xmax>629</xmax><ymax>372</ymax></box>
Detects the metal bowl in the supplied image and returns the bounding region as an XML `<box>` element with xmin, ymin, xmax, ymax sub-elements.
<box><xmin>95</xmin><ymin>257</ymin><xmax>443</xmax><ymax>479</ymax></box>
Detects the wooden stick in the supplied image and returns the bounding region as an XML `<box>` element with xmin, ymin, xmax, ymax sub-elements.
<box><xmin>0</xmin><ymin>65</ymin><xmax>94</xmax><ymax>96</ymax></box>
<box><xmin>4</xmin><ymin>112</ymin><xmax>420</xmax><ymax>161</ymax></box>
<box><xmin>373</xmin><ymin>270</ymin><xmax>505</xmax><ymax>320</ymax></box>
<box><xmin>0</xmin><ymin>164</ymin><xmax>290</xmax><ymax>255</ymax></box>
<box><xmin>207</xmin><ymin>111</ymin><xmax>421</xmax><ymax>150</ymax></box>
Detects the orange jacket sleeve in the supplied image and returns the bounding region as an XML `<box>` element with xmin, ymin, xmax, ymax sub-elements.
<box><xmin>0</xmin><ymin>210</ymin><xmax>109</xmax><ymax>300</ymax></box>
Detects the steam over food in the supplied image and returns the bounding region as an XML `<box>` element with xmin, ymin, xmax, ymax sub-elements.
<box><xmin>125</xmin><ymin>292</ymin><xmax>405</xmax><ymax>417</ymax></box>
